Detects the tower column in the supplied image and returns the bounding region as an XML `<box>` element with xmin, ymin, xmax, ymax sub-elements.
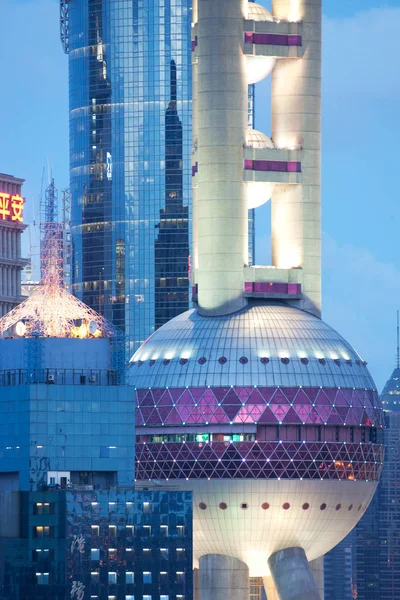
<box><xmin>196</xmin><ymin>0</ymin><xmax>248</xmax><ymax>315</ymax></box>
<box><xmin>271</xmin><ymin>0</ymin><xmax>321</xmax><ymax>316</ymax></box>
<box><xmin>268</xmin><ymin>547</ymin><xmax>321</xmax><ymax>600</ymax></box>
<box><xmin>199</xmin><ymin>554</ymin><xmax>249</xmax><ymax>600</ymax></box>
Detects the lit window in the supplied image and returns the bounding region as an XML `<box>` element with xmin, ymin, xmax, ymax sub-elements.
<box><xmin>143</xmin><ymin>502</ymin><xmax>152</xmax><ymax>514</ymax></box>
<box><xmin>160</xmin><ymin>525</ymin><xmax>168</xmax><ymax>537</ymax></box>
<box><xmin>109</xmin><ymin>525</ymin><xmax>117</xmax><ymax>536</ymax></box>
<box><xmin>177</xmin><ymin>526</ymin><xmax>185</xmax><ymax>537</ymax></box>
<box><xmin>143</xmin><ymin>596</ymin><xmax>152</xmax><ymax>600</ymax></box>
<box><xmin>126</xmin><ymin>596</ymin><xmax>135</xmax><ymax>600</ymax></box>
<box><xmin>126</xmin><ymin>525</ymin><xmax>134</xmax><ymax>536</ymax></box>
<box><xmin>160</xmin><ymin>548</ymin><xmax>168</xmax><ymax>559</ymax></box>
<box><xmin>108</xmin><ymin>572</ymin><xmax>117</xmax><ymax>584</ymax></box>
<box><xmin>91</xmin><ymin>572</ymin><xmax>99</xmax><ymax>583</ymax></box>
<box><xmin>177</xmin><ymin>548</ymin><xmax>185</xmax><ymax>559</ymax></box>
<box><xmin>176</xmin><ymin>572</ymin><xmax>185</xmax><ymax>584</ymax></box>
<box><xmin>143</xmin><ymin>525</ymin><xmax>151</xmax><ymax>537</ymax></box>
<box><xmin>161</xmin><ymin>596</ymin><xmax>169</xmax><ymax>600</ymax></box>
<box><xmin>91</xmin><ymin>549</ymin><xmax>100</xmax><ymax>561</ymax></box>
<box><xmin>126</xmin><ymin>572</ymin><xmax>134</xmax><ymax>584</ymax></box>
<box><xmin>143</xmin><ymin>572</ymin><xmax>152</xmax><ymax>584</ymax></box>
<box><xmin>91</xmin><ymin>525</ymin><xmax>99</xmax><ymax>537</ymax></box>
<box><xmin>36</xmin><ymin>573</ymin><xmax>49</xmax><ymax>585</ymax></box>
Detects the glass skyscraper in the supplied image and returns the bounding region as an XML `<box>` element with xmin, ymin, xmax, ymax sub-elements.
<box><xmin>62</xmin><ymin>0</ymin><xmax>192</xmax><ymax>354</ymax></box>
<box><xmin>61</xmin><ymin>0</ymin><xmax>257</xmax><ymax>354</ymax></box>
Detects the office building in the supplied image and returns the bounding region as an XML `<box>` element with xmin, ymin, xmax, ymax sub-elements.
<box><xmin>0</xmin><ymin>172</ymin><xmax>28</xmax><ymax>317</ymax></box>
<box><xmin>0</xmin><ymin>202</ymin><xmax>193</xmax><ymax>599</ymax></box>
<box><xmin>129</xmin><ymin>1</ymin><xmax>384</xmax><ymax>599</ymax></box>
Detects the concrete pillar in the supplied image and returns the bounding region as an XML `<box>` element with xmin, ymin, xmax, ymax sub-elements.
<box><xmin>196</xmin><ymin>0</ymin><xmax>248</xmax><ymax>316</ymax></box>
<box><xmin>271</xmin><ymin>0</ymin><xmax>321</xmax><ymax>317</ymax></box>
<box><xmin>268</xmin><ymin>547</ymin><xmax>321</xmax><ymax>600</ymax></box>
<box><xmin>199</xmin><ymin>554</ymin><xmax>249</xmax><ymax>600</ymax></box>
<box><xmin>194</xmin><ymin>567</ymin><xmax>200</xmax><ymax>600</ymax></box>
<box><xmin>263</xmin><ymin>575</ymin><xmax>279</xmax><ymax>600</ymax></box>
<box><xmin>309</xmin><ymin>556</ymin><xmax>324</xmax><ymax>600</ymax></box>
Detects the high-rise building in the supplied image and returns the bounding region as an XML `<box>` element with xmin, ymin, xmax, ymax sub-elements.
<box><xmin>129</xmin><ymin>2</ymin><xmax>384</xmax><ymax>600</ymax></box>
<box><xmin>61</xmin><ymin>0</ymin><xmax>193</xmax><ymax>354</ymax></box>
<box><xmin>61</xmin><ymin>0</ymin><xmax>258</xmax><ymax>355</ymax></box>
<box><xmin>0</xmin><ymin>190</ymin><xmax>194</xmax><ymax>600</ymax></box>
<box><xmin>0</xmin><ymin>173</ymin><xmax>28</xmax><ymax>317</ymax></box>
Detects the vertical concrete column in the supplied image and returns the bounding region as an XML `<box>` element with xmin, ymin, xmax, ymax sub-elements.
<box><xmin>199</xmin><ymin>554</ymin><xmax>249</xmax><ymax>600</ymax></box>
<box><xmin>196</xmin><ymin>0</ymin><xmax>248</xmax><ymax>315</ymax></box>
<box><xmin>193</xmin><ymin>567</ymin><xmax>200</xmax><ymax>600</ymax></box>
<box><xmin>268</xmin><ymin>547</ymin><xmax>321</xmax><ymax>600</ymax></box>
<box><xmin>263</xmin><ymin>575</ymin><xmax>280</xmax><ymax>600</ymax></box>
<box><xmin>271</xmin><ymin>0</ymin><xmax>321</xmax><ymax>317</ymax></box>
<box><xmin>309</xmin><ymin>556</ymin><xmax>324</xmax><ymax>600</ymax></box>
<box><xmin>192</xmin><ymin>9</ymin><xmax>199</xmax><ymax>272</ymax></box>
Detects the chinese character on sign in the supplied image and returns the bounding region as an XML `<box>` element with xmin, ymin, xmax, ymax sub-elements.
<box><xmin>71</xmin><ymin>534</ymin><xmax>85</xmax><ymax>554</ymax></box>
<box><xmin>71</xmin><ymin>580</ymin><xmax>85</xmax><ymax>600</ymax></box>
<box><xmin>0</xmin><ymin>192</ymin><xmax>24</xmax><ymax>222</ymax></box>
<box><xmin>0</xmin><ymin>193</ymin><xmax>10</xmax><ymax>220</ymax></box>
<box><xmin>11</xmin><ymin>194</ymin><xmax>24</xmax><ymax>222</ymax></box>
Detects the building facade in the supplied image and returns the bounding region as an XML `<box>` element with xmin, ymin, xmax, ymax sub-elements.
<box><xmin>0</xmin><ymin>173</ymin><xmax>28</xmax><ymax>317</ymax></box>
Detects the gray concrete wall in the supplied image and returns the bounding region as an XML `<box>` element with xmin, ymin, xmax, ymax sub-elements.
<box><xmin>196</xmin><ymin>0</ymin><xmax>248</xmax><ymax>315</ymax></box>
<box><xmin>268</xmin><ymin>547</ymin><xmax>321</xmax><ymax>600</ymax></box>
<box><xmin>199</xmin><ymin>554</ymin><xmax>249</xmax><ymax>600</ymax></box>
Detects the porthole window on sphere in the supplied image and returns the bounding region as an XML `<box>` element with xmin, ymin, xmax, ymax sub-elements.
<box><xmin>300</xmin><ymin>358</ymin><xmax>309</xmax><ymax>365</ymax></box>
<box><xmin>302</xmin><ymin>503</ymin><xmax>309</xmax><ymax>510</ymax></box>
<box><xmin>335</xmin><ymin>504</ymin><xmax>341</xmax><ymax>511</ymax></box>
<box><xmin>138</xmin><ymin>361</ymin><xmax>143</xmax><ymax>367</ymax></box>
<box><xmin>149</xmin><ymin>359</ymin><xmax>156</xmax><ymax>366</ymax></box>
<box><xmin>260</xmin><ymin>357</ymin><xmax>269</xmax><ymax>365</ymax></box>
<box><xmin>348</xmin><ymin>504</ymin><xmax>353</xmax><ymax>511</ymax></box>
<box><xmin>198</xmin><ymin>357</ymin><xmax>207</xmax><ymax>365</ymax></box>
<box><xmin>334</xmin><ymin>359</ymin><xmax>341</xmax><ymax>366</ymax></box>
<box><xmin>240</xmin><ymin>503</ymin><xmax>248</xmax><ymax>510</ymax></box>
<box><xmin>261</xmin><ymin>503</ymin><xmax>270</xmax><ymax>510</ymax></box>
<box><xmin>163</xmin><ymin>359</ymin><xmax>170</xmax><ymax>366</ymax></box>
<box><xmin>282</xmin><ymin>503</ymin><xmax>290</xmax><ymax>510</ymax></box>
<box><xmin>218</xmin><ymin>357</ymin><xmax>227</xmax><ymax>365</ymax></box>
<box><xmin>179</xmin><ymin>358</ymin><xmax>188</xmax><ymax>365</ymax></box>
<box><xmin>358</xmin><ymin>504</ymin><xmax>362</xmax><ymax>511</ymax></box>
<box><xmin>318</xmin><ymin>358</ymin><xmax>326</xmax><ymax>365</ymax></box>
<box><xmin>199</xmin><ymin>503</ymin><xmax>207</xmax><ymax>510</ymax></box>
<box><xmin>219</xmin><ymin>502</ymin><xmax>227</xmax><ymax>510</ymax></box>
<box><xmin>281</xmin><ymin>358</ymin><xmax>290</xmax><ymax>365</ymax></box>
<box><xmin>239</xmin><ymin>356</ymin><xmax>248</xmax><ymax>364</ymax></box>
<box><xmin>320</xmin><ymin>503</ymin><xmax>327</xmax><ymax>511</ymax></box>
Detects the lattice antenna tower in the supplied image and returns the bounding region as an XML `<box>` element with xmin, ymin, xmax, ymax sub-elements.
<box><xmin>40</xmin><ymin>178</ymin><xmax>64</xmax><ymax>288</ymax></box>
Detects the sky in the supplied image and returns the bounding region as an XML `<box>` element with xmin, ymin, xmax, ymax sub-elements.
<box><xmin>0</xmin><ymin>0</ymin><xmax>399</xmax><ymax>390</ymax></box>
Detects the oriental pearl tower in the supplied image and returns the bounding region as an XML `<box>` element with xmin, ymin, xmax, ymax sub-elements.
<box><xmin>129</xmin><ymin>1</ymin><xmax>384</xmax><ymax>599</ymax></box>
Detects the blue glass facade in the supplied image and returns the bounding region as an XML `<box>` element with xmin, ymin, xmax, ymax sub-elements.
<box><xmin>67</xmin><ymin>0</ymin><xmax>193</xmax><ymax>355</ymax></box>
<box><xmin>0</xmin><ymin>489</ymin><xmax>193</xmax><ymax>600</ymax></box>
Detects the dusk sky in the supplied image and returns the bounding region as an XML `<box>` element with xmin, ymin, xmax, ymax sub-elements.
<box><xmin>0</xmin><ymin>0</ymin><xmax>399</xmax><ymax>390</ymax></box>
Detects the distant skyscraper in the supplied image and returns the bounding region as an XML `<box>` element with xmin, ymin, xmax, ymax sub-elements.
<box><xmin>0</xmin><ymin>173</ymin><xmax>27</xmax><ymax>317</ymax></box>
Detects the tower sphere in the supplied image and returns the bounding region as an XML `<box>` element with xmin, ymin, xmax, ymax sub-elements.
<box><xmin>130</xmin><ymin>303</ymin><xmax>383</xmax><ymax>576</ymax></box>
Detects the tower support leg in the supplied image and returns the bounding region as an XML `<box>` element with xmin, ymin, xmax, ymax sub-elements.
<box><xmin>199</xmin><ymin>554</ymin><xmax>249</xmax><ymax>600</ymax></box>
<box><xmin>268</xmin><ymin>547</ymin><xmax>321</xmax><ymax>600</ymax></box>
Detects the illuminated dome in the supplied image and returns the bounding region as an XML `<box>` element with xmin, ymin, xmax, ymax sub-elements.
<box><xmin>245</xmin><ymin>181</ymin><xmax>275</xmax><ymax>209</ymax></box>
<box><xmin>130</xmin><ymin>303</ymin><xmax>383</xmax><ymax>576</ymax></box>
<box><xmin>247</xmin><ymin>3</ymin><xmax>274</xmax><ymax>22</ymax></box>
<box><xmin>245</xmin><ymin>128</ymin><xmax>274</xmax><ymax>149</ymax></box>
<box><xmin>246</xmin><ymin>55</ymin><xmax>276</xmax><ymax>84</ymax></box>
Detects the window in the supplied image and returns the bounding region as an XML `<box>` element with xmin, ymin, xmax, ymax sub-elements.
<box><xmin>143</xmin><ymin>525</ymin><xmax>151</xmax><ymax>537</ymax></box>
<box><xmin>109</xmin><ymin>525</ymin><xmax>117</xmax><ymax>536</ymax></box>
<box><xmin>34</xmin><ymin>503</ymin><xmax>52</xmax><ymax>515</ymax></box>
<box><xmin>108</xmin><ymin>572</ymin><xmax>117</xmax><ymax>584</ymax></box>
<box><xmin>91</xmin><ymin>572</ymin><xmax>99</xmax><ymax>584</ymax></box>
<box><xmin>143</xmin><ymin>572</ymin><xmax>152</xmax><ymax>584</ymax></box>
<box><xmin>177</xmin><ymin>548</ymin><xmax>185</xmax><ymax>560</ymax></box>
<box><xmin>143</xmin><ymin>502</ymin><xmax>152</xmax><ymax>514</ymax></box>
<box><xmin>176</xmin><ymin>572</ymin><xmax>185</xmax><ymax>584</ymax></box>
<box><xmin>33</xmin><ymin>549</ymin><xmax>50</xmax><ymax>561</ymax></box>
<box><xmin>177</xmin><ymin>526</ymin><xmax>185</xmax><ymax>537</ymax></box>
<box><xmin>91</xmin><ymin>549</ymin><xmax>100</xmax><ymax>561</ymax></box>
<box><xmin>160</xmin><ymin>548</ymin><xmax>169</xmax><ymax>559</ymax></box>
<box><xmin>161</xmin><ymin>596</ymin><xmax>169</xmax><ymax>600</ymax></box>
<box><xmin>160</xmin><ymin>525</ymin><xmax>168</xmax><ymax>537</ymax></box>
<box><xmin>126</xmin><ymin>597</ymin><xmax>135</xmax><ymax>600</ymax></box>
<box><xmin>126</xmin><ymin>572</ymin><xmax>134</xmax><ymax>584</ymax></box>
<box><xmin>91</xmin><ymin>525</ymin><xmax>99</xmax><ymax>537</ymax></box>
<box><xmin>34</xmin><ymin>526</ymin><xmax>51</xmax><ymax>538</ymax></box>
<box><xmin>36</xmin><ymin>573</ymin><xmax>49</xmax><ymax>585</ymax></box>
<box><xmin>126</xmin><ymin>525</ymin><xmax>134</xmax><ymax>536</ymax></box>
<box><xmin>143</xmin><ymin>596</ymin><xmax>152</xmax><ymax>600</ymax></box>
<box><xmin>108</xmin><ymin>548</ymin><xmax>117</xmax><ymax>559</ymax></box>
<box><xmin>126</xmin><ymin>501</ymin><xmax>134</xmax><ymax>513</ymax></box>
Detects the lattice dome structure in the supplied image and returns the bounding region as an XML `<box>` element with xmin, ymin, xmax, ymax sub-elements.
<box><xmin>129</xmin><ymin>303</ymin><xmax>384</xmax><ymax>576</ymax></box>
